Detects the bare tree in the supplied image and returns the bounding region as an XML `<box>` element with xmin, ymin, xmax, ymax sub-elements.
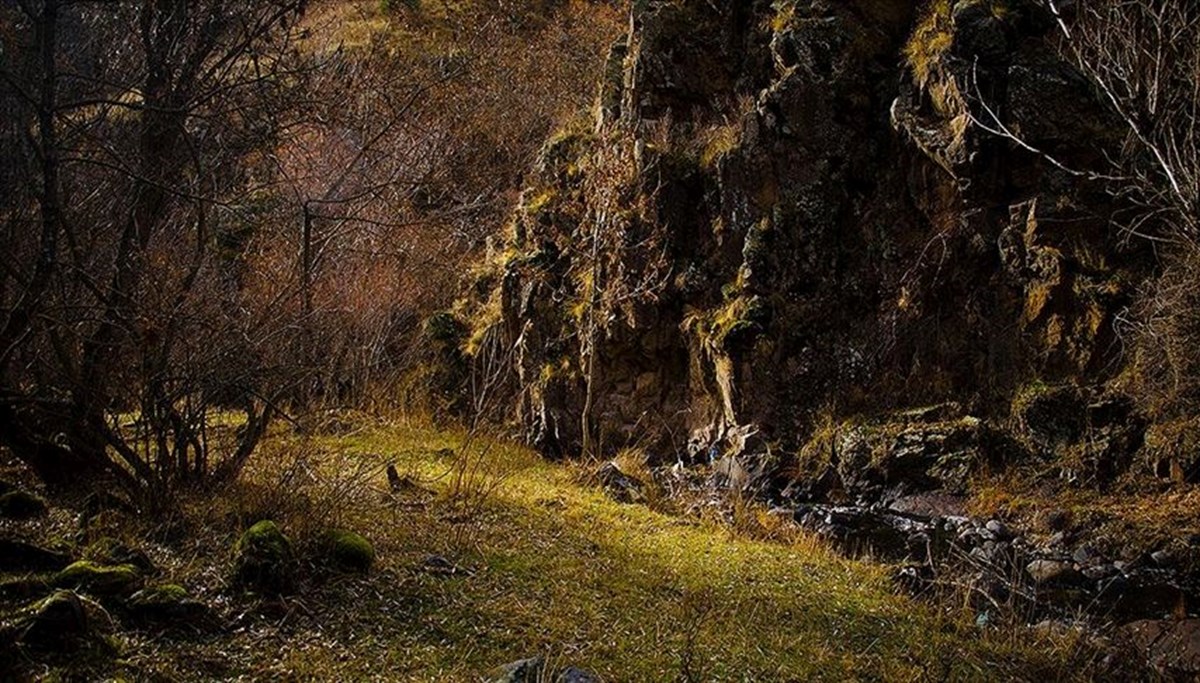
<box><xmin>0</xmin><ymin>0</ymin><xmax>309</xmax><ymax>503</ymax></box>
<box><xmin>1042</xmin><ymin>0</ymin><xmax>1199</xmax><ymax>241</ymax></box>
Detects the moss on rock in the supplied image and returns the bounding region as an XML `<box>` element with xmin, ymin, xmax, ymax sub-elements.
<box><xmin>321</xmin><ymin>529</ymin><xmax>375</xmax><ymax>573</ymax></box>
<box><xmin>127</xmin><ymin>583</ymin><xmax>212</xmax><ymax>623</ymax></box>
<box><xmin>0</xmin><ymin>490</ymin><xmax>48</xmax><ymax>519</ymax></box>
<box><xmin>232</xmin><ymin>520</ymin><xmax>293</xmax><ymax>593</ymax></box>
<box><xmin>53</xmin><ymin>561</ymin><xmax>141</xmax><ymax>596</ymax></box>
<box><xmin>5</xmin><ymin>589</ymin><xmax>115</xmax><ymax>652</ymax></box>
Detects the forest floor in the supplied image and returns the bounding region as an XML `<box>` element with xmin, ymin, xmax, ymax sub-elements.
<box><xmin>0</xmin><ymin>418</ymin><xmax>1133</xmax><ymax>681</ymax></box>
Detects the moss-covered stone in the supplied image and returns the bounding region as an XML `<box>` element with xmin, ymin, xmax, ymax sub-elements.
<box><xmin>321</xmin><ymin>529</ymin><xmax>375</xmax><ymax>573</ymax></box>
<box><xmin>833</xmin><ymin>414</ymin><xmax>986</xmax><ymax>498</ymax></box>
<box><xmin>232</xmin><ymin>520</ymin><xmax>293</xmax><ymax>593</ymax></box>
<box><xmin>6</xmin><ymin>589</ymin><xmax>115</xmax><ymax>652</ymax></box>
<box><xmin>53</xmin><ymin>561</ymin><xmax>141</xmax><ymax>596</ymax></box>
<box><xmin>0</xmin><ymin>490</ymin><xmax>48</xmax><ymax>519</ymax></box>
<box><xmin>127</xmin><ymin>583</ymin><xmax>212</xmax><ymax>623</ymax></box>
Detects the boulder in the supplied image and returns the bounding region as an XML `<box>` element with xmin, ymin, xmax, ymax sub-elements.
<box><xmin>321</xmin><ymin>529</ymin><xmax>375</xmax><ymax>573</ymax></box>
<box><xmin>53</xmin><ymin>561</ymin><xmax>141</xmax><ymax>596</ymax></box>
<box><xmin>232</xmin><ymin>520</ymin><xmax>293</xmax><ymax>593</ymax></box>
<box><xmin>127</xmin><ymin>584</ymin><xmax>214</xmax><ymax>625</ymax></box>
<box><xmin>0</xmin><ymin>539</ymin><xmax>72</xmax><ymax>572</ymax></box>
<box><xmin>1025</xmin><ymin>559</ymin><xmax>1084</xmax><ymax>587</ymax></box>
<box><xmin>1012</xmin><ymin>386</ymin><xmax>1145</xmax><ymax>482</ymax></box>
<box><xmin>557</xmin><ymin>667</ymin><xmax>601</xmax><ymax>683</ymax></box>
<box><xmin>493</xmin><ymin>656</ymin><xmax>546</xmax><ymax>683</ymax></box>
<box><xmin>0</xmin><ymin>490</ymin><xmax>48</xmax><ymax>520</ymax></box>
<box><xmin>3</xmin><ymin>589</ymin><xmax>114</xmax><ymax>651</ymax></box>
<box><xmin>835</xmin><ymin>417</ymin><xmax>987</xmax><ymax>499</ymax></box>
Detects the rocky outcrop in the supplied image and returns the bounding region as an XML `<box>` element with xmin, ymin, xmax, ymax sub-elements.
<box><xmin>458</xmin><ymin>0</ymin><xmax>1151</xmax><ymax>476</ymax></box>
<box><xmin>786</xmin><ymin>498</ymin><xmax>1200</xmax><ymax>626</ymax></box>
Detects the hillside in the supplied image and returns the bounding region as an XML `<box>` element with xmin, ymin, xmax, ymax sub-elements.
<box><xmin>2</xmin><ymin>0</ymin><xmax>1200</xmax><ymax>679</ymax></box>
<box><xmin>0</xmin><ymin>421</ymin><xmax>1126</xmax><ymax>681</ymax></box>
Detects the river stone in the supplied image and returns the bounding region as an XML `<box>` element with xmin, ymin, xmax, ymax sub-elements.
<box><xmin>1026</xmin><ymin>559</ymin><xmax>1084</xmax><ymax>586</ymax></box>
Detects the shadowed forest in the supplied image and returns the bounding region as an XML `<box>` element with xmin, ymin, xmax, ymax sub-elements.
<box><xmin>2</xmin><ymin>0</ymin><xmax>1200</xmax><ymax>680</ymax></box>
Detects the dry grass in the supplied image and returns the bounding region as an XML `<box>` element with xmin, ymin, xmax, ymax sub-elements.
<box><xmin>1</xmin><ymin>422</ymin><xmax>1131</xmax><ymax>681</ymax></box>
<box><xmin>969</xmin><ymin>471</ymin><xmax>1200</xmax><ymax>563</ymax></box>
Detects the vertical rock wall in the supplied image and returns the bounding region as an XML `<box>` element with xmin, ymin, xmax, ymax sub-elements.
<box><xmin>459</xmin><ymin>0</ymin><xmax>1151</xmax><ymax>469</ymax></box>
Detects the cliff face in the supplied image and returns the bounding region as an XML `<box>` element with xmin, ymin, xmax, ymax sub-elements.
<box><xmin>463</xmin><ymin>0</ymin><xmax>1152</xmax><ymax>477</ymax></box>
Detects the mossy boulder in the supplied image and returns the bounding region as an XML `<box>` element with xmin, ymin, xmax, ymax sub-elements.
<box><xmin>1012</xmin><ymin>385</ymin><xmax>1145</xmax><ymax>482</ymax></box>
<box><xmin>0</xmin><ymin>490</ymin><xmax>48</xmax><ymax>519</ymax></box>
<box><xmin>321</xmin><ymin>529</ymin><xmax>375</xmax><ymax>573</ymax></box>
<box><xmin>1012</xmin><ymin>384</ymin><xmax>1087</xmax><ymax>452</ymax></box>
<box><xmin>53</xmin><ymin>561</ymin><xmax>141</xmax><ymax>596</ymax></box>
<box><xmin>232</xmin><ymin>520</ymin><xmax>293</xmax><ymax>593</ymax></box>
<box><xmin>3</xmin><ymin>589</ymin><xmax>115</xmax><ymax>652</ymax></box>
<box><xmin>127</xmin><ymin>583</ymin><xmax>213</xmax><ymax>625</ymax></box>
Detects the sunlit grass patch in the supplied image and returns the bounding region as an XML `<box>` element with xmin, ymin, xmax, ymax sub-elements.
<box><xmin>271</xmin><ymin>422</ymin><xmax>1111</xmax><ymax>681</ymax></box>
<box><xmin>7</xmin><ymin>420</ymin><xmax>1120</xmax><ymax>681</ymax></box>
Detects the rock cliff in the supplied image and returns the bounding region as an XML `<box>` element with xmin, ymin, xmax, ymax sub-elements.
<box><xmin>458</xmin><ymin>0</ymin><xmax>1157</xmax><ymax>486</ymax></box>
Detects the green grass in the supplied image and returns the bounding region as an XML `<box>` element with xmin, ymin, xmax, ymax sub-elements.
<box><xmin>252</xmin><ymin>423</ymin><xmax>1096</xmax><ymax>681</ymax></box>
<box><xmin>4</xmin><ymin>422</ymin><xmax>1107</xmax><ymax>681</ymax></box>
